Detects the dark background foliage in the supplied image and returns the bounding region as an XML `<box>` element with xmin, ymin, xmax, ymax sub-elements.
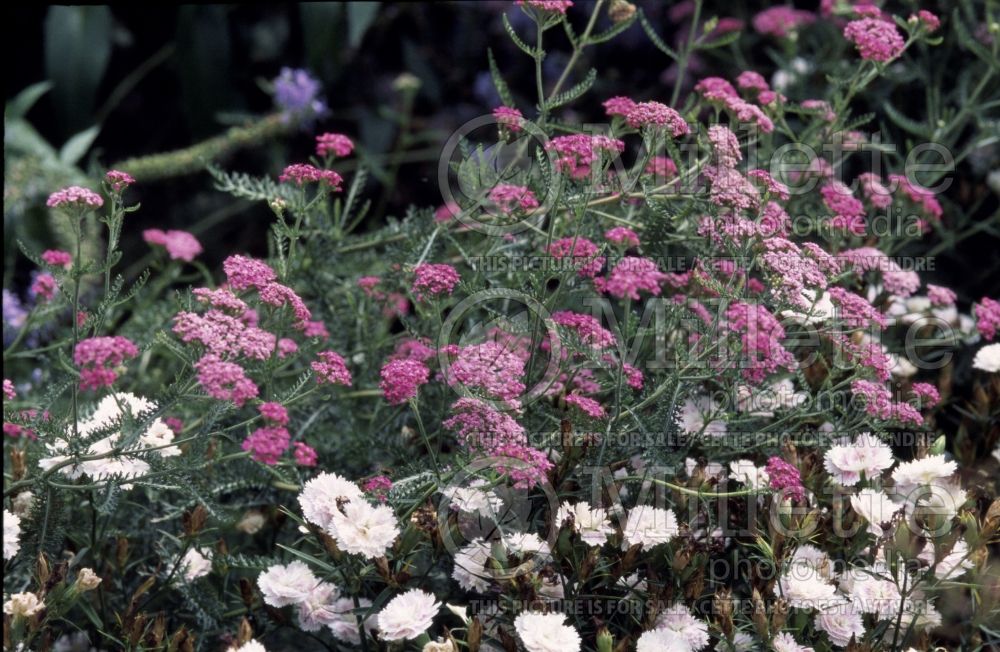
<box><xmin>4</xmin><ymin>2</ymin><xmax>997</xmax><ymax>292</ymax></box>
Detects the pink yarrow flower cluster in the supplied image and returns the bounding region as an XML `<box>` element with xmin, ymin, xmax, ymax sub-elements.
<box><xmin>604</xmin><ymin>227</ymin><xmax>640</xmax><ymax>248</ymax></box>
<box><xmin>564</xmin><ymin>394</ymin><xmax>606</xmax><ymax>419</ymax></box>
<box><xmin>551</xmin><ymin>311</ymin><xmax>615</xmax><ymax>348</ymax></box>
<box><xmin>844</xmin><ymin>18</ymin><xmax>905</xmax><ymax>62</ymax></box>
<box><xmin>411</xmin><ymin>263</ymin><xmax>461</xmax><ymax>300</ymax></box>
<box><xmin>493</xmin><ymin>106</ymin><xmax>524</xmax><ymax>133</ymax></box>
<box><xmin>594</xmin><ymin>257</ymin><xmax>667</xmax><ymax>300</ymax></box>
<box><xmin>47</xmin><ymin>186</ymin><xmax>104</xmax><ymax>209</ymax></box>
<box><xmin>624</xmin><ymin>101</ymin><xmax>689</xmax><ymax>137</ymax></box>
<box><xmin>312</xmin><ymin>351</ymin><xmax>353</xmax><ymax>386</ymax></box>
<box><xmin>363</xmin><ymin>475</ymin><xmax>393</xmax><ymax>502</ymax></box>
<box><xmin>105</xmin><ymin>170</ymin><xmax>135</xmax><ymax>192</ymax></box>
<box><xmin>242</xmin><ymin>426</ymin><xmax>291</xmax><ymax>465</ymax></box>
<box><xmin>41</xmin><ymin>250</ymin><xmax>72</xmax><ymax>268</ymax></box>
<box><xmin>443</xmin><ymin>397</ymin><xmax>552</xmax><ymax>488</ymax></box>
<box><xmin>548</xmin><ymin>237</ymin><xmax>605</xmax><ymax>278</ymax></box>
<box><xmin>974</xmin><ymin>297</ymin><xmax>1000</xmax><ymax>341</ymax></box>
<box><xmin>851</xmin><ymin>380</ymin><xmax>923</xmax><ymax>426</ymax></box>
<box><xmin>194</xmin><ymin>354</ymin><xmax>259</xmax><ymax>406</ymax></box>
<box><xmin>443</xmin><ymin>341</ymin><xmax>526</xmax><ymax>405</ymax></box>
<box><xmin>752</xmin><ymin>6</ymin><xmax>815</xmax><ymax>37</ymax></box>
<box><xmin>821</xmin><ymin>181</ymin><xmax>866</xmax><ymax>235</ymax></box>
<box><xmin>545</xmin><ymin>134</ymin><xmax>624</xmax><ymax>179</ymax></box>
<box><xmin>380</xmin><ymin>358</ymin><xmax>431</xmax><ymax>404</ymax></box>
<box><xmin>725</xmin><ymin>302</ymin><xmax>796</xmax><ymax>384</ymax></box>
<box><xmin>74</xmin><ymin>336</ymin><xmax>140</xmax><ymax>390</ymax></box>
<box><xmin>694</xmin><ymin>77</ymin><xmax>775</xmax><ymax>133</ymax></box>
<box><xmin>315</xmin><ymin>133</ymin><xmax>354</xmax><ymax>158</ymax></box>
<box><xmin>292</xmin><ymin>442</ymin><xmax>318</xmax><ymax>467</ymax></box>
<box><xmin>488</xmin><ymin>184</ymin><xmax>539</xmax><ymax>213</ymax></box>
<box><xmin>143</xmin><ymin>229</ymin><xmax>203</xmax><ymax>262</ymax></box>
<box><xmin>259</xmin><ymin>402</ymin><xmax>290</xmax><ymax>426</ymax></box>
<box><xmin>279</xmin><ymin>163</ymin><xmax>343</xmax><ymax>189</ymax></box>
<box><xmin>31</xmin><ymin>273</ymin><xmax>58</xmax><ymax>301</ymax></box>
<box><xmin>4</xmin><ymin>379</ymin><xmax>17</xmax><ymax>400</ymax></box>
<box><xmin>516</xmin><ymin>0</ymin><xmax>572</xmax><ymax>14</ymax></box>
<box><xmin>223</xmin><ymin>255</ymin><xmax>278</xmax><ymax>291</ymax></box>
<box><xmin>927</xmin><ymin>284</ymin><xmax>956</xmax><ymax>307</ymax></box>
<box><xmin>765</xmin><ymin>457</ymin><xmax>805</xmax><ymax>502</ymax></box>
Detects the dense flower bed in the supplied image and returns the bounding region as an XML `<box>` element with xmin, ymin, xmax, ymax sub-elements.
<box><xmin>3</xmin><ymin>2</ymin><xmax>999</xmax><ymax>652</ymax></box>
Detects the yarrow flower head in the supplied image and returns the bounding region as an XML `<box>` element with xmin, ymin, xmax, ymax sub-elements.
<box><xmin>104</xmin><ymin>170</ymin><xmax>135</xmax><ymax>192</ymax></box>
<box><xmin>603</xmin><ymin>95</ymin><xmax>636</xmax><ymax>117</ymax></box>
<box><xmin>312</xmin><ymin>350</ymin><xmax>353</xmax><ymax>386</ymax></box>
<box><xmin>411</xmin><ymin>263</ymin><xmax>461</xmax><ymax>300</ymax></box>
<box><xmin>380</xmin><ymin>358</ymin><xmax>430</xmax><ymax>404</ymax></box>
<box><xmin>545</xmin><ymin>134</ymin><xmax>624</xmax><ymax>179</ymax></box>
<box><xmin>30</xmin><ymin>273</ymin><xmax>57</xmax><ymax>302</ymax></box>
<box><xmin>195</xmin><ymin>354</ymin><xmax>259</xmax><ymax>406</ymax></box>
<box><xmin>74</xmin><ymin>336</ymin><xmax>140</xmax><ymax>390</ymax></box>
<box><xmin>143</xmin><ymin>229</ymin><xmax>203</xmax><ymax>262</ymax></box>
<box><xmin>41</xmin><ymin>249</ymin><xmax>72</xmax><ymax>268</ymax></box>
<box><xmin>315</xmin><ymin>132</ymin><xmax>355</xmax><ymax>158</ymax></box>
<box><xmin>224</xmin><ymin>255</ymin><xmax>277</xmax><ymax>291</ymax></box>
<box><xmin>493</xmin><ymin>106</ymin><xmax>524</xmax><ymax>133</ymax></box>
<box><xmin>242</xmin><ymin>425</ymin><xmax>290</xmax><ymax>464</ymax></box>
<box><xmin>974</xmin><ymin>297</ymin><xmax>1000</xmax><ymax>341</ymax></box>
<box><xmin>516</xmin><ymin>0</ymin><xmax>573</xmax><ymax>15</ymax></box>
<box><xmin>625</xmin><ymin>101</ymin><xmax>690</xmax><ymax>137</ymax></box>
<box><xmin>279</xmin><ymin>163</ymin><xmax>343</xmax><ymax>190</ymax></box>
<box><xmin>547</xmin><ymin>237</ymin><xmax>605</xmax><ymax>278</ymax></box>
<box><xmin>604</xmin><ymin>226</ymin><xmax>640</xmax><ymax>248</ymax></box>
<box><xmin>766</xmin><ymin>456</ymin><xmax>806</xmax><ymax>502</ymax></box>
<box><xmin>47</xmin><ymin>186</ymin><xmax>104</xmax><ymax>210</ymax></box>
<box><xmin>488</xmin><ymin>183</ymin><xmax>539</xmax><ymax>213</ymax></box>
<box><xmin>594</xmin><ymin>256</ymin><xmax>667</xmax><ymax>300</ymax></box>
<box><xmin>564</xmin><ymin>393</ymin><xmax>606</xmax><ymax>419</ymax></box>
<box><xmin>752</xmin><ymin>6</ymin><xmax>815</xmax><ymax>37</ymax></box>
<box><xmin>844</xmin><ymin>18</ymin><xmax>905</xmax><ymax>62</ymax></box>
<box><xmin>292</xmin><ymin>441</ymin><xmax>318</xmax><ymax>467</ymax></box>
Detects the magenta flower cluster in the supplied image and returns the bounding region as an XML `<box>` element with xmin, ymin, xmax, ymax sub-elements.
<box><xmin>74</xmin><ymin>336</ymin><xmax>140</xmax><ymax>390</ymax></box>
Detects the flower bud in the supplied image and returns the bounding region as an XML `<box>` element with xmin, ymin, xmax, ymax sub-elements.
<box><xmin>770</xmin><ymin>597</ymin><xmax>789</xmax><ymax>631</ymax></box>
<box><xmin>467</xmin><ymin>616</ymin><xmax>483</xmax><ymax>652</ymax></box>
<box><xmin>751</xmin><ymin>589</ymin><xmax>768</xmax><ymax>638</ymax></box>
<box><xmin>236</xmin><ymin>511</ymin><xmax>266</xmax><ymax>535</ymax></box>
<box><xmin>607</xmin><ymin>0</ymin><xmax>636</xmax><ymax>24</ymax></box>
<box><xmin>423</xmin><ymin>638</ymin><xmax>456</xmax><ymax>652</ymax></box>
<box><xmin>75</xmin><ymin>568</ymin><xmax>102</xmax><ymax>592</ymax></box>
<box><xmin>596</xmin><ymin>627</ymin><xmax>614</xmax><ymax>652</ymax></box>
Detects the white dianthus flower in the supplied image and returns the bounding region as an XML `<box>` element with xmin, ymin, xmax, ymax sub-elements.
<box><xmin>297</xmin><ymin>472</ymin><xmax>364</xmax><ymax>532</ymax></box>
<box><xmin>377</xmin><ymin>588</ymin><xmax>440</xmax><ymax>641</ymax></box>
<box><xmin>623</xmin><ymin>505</ymin><xmax>679</xmax><ymax>549</ymax></box>
<box><xmin>918</xmin><ymin>539</ymin><xmax>974</xmax><ymax>580</ymax></box>
<box><xmin>502</xmin><ymin>531</ymin><xmax>551</xmax><ymax>558</ymax></box>
<box><xmin>772</xmin><ymin>632</ymin><xmax>813</xmax><ymax>652</ymax></box>
<box><xmin>181</xmin><ymin>548</ymin><xmax>212</xmax><ymax>582</ymax></box>
<box><xmin>3</xmin><ymin>592</ymin><xmax>45</xmax><ymax>618</ymax></box>
<box><xmin>556</xmin><ymin>501</ymin><xmax>613</xmax><ymax>546</ymax></box>
<box><xmin>891</xmin><ymin>455</ymin><xmax>957</xmax><ymax>493</ymax></box>
<box><xmin>228</xmin><ymin>640</ymin><xmax>267</xmax><ymax>652</ymax></box>
<box><xmin>678</xmin><ymin>395</ymin><xmax>726</xmax><ymax>437</ymax></box>
<box><xmin>452</xmin><ymin>539</ymin><xmax>493</xmax><ymax>592</ymax></box>
<box><xmin>296</xmin><ymin>582</ymin><xmax>342</xmax><ymax>632</ymax></box>
<box><xmin>513</xmin><ymin>612</ymin><xmax>582</xmax><ymax>652</ymax></box>
<box><xmin>330</xmin><ymin>500</ymin><xmax>400</xmax><ymax>559</ymax></box>
<box><xmin>636</xmin><ymin>628</ymin><xmax>692</xmax><ymax>652</ymax></box>
<box><xmin>972</xmin><ymin>343</ymin><xmax>1000</xmax><ymax>372</ymax></box>
<box><xmin>847</xmin><ymin>570</ymin><xmax>902</xmax><ymax>620</ymax></box>
<box><xmin>823</xmin><ymin>432</ymin><xmax>895</xmax><ymax>486</ymax></box>
<box><xmin>257</xmin><ymin>560</ymin><xmax>321</xmax><ymax>607</ymax></box>
<box><xmin>728</xmin><ymin>459</ymin><xmax>769</xmax><ymax>490</ymax></box>
<box><xmin>850</xmin><ymin>489</ymin><xmax>902</xmax><ymax>537</ymax></box>
<box><xmin>653</xmin><ymin>603</ymin><xmax>710</xmax><ymax>650</ymax></box>
<box><xmin>440</xmin><ymin>480</ymin><xmax>504</xmax><ymax>519</ymax></box>
<box><xmin>815</xmin><ymin>606</ymin><xmax>865</xmax><ymax>647</ymax></box>
<box><xmin>3</xmin><ymin>508</ymin><xmax>21</xmax><ymax>560</ymax></box>
<box><xmin>327</xmin><ymin>596</ymin><xmax>376</xmax><ymax>644</ymax></box>
<box><xmin>778</xmin><ymin>564</ymin><xmax>843</xmax><ymax>610</ymax></box>
<box><xmin>714</xmin><ymin>631</ymin><xmax>754</xmax><ymax>652</ymax></box>
<box><xmin>788</xmin><ymin>544</ymin><xmax>834</xmax><ymax>580</ymax></box>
